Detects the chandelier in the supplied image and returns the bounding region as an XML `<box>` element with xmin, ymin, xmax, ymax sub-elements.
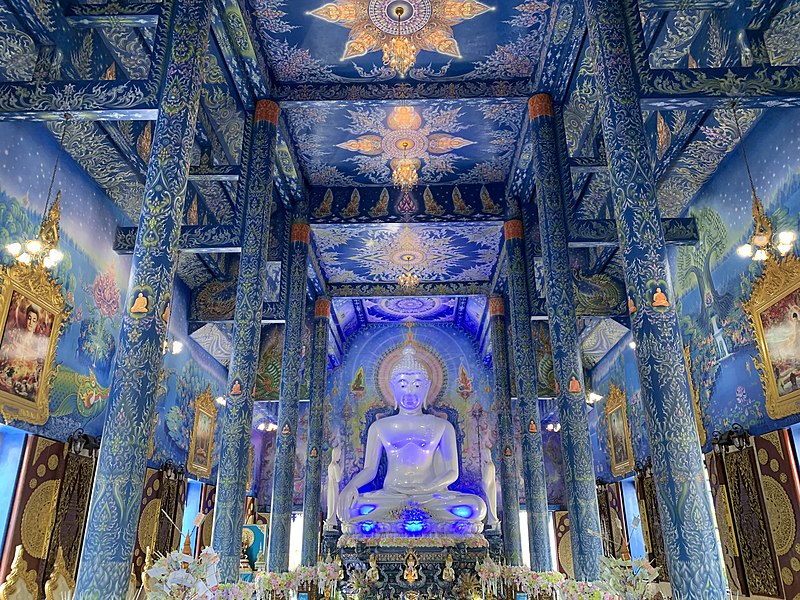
<box><xmin>6</xmin><ymin>115</ymin><xmax>69</xmax><ymax>270</ymax></box>
<box><xmin>732</xmin><ymin>106</ymin><xmax>795</xmax><ymax>261</ymax></box>
<box><xmin>382</xmin><ymin>5</ymin><xmax>417</xmax><ymax>77</ymax></box>
<box><xmin>397</xmin><ymin>255</ymin><xmax>420</xmax><ymax>289</ymax></box>
<box><xmin>391</xmin><ymin>142</ymin><xmax>420</xmax><ymax>192</ymax></box>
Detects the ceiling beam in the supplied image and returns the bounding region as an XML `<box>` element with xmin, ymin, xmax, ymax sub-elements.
<box><xmin>0</xmin><ymin>80</ymin><xmax>157</xmax><ymax>120</ymax></box>
<box><xmin>529</xmin><ymin>298</ymin><xmax>628</xmax><ymax>320</ymax></box>
<box><xmin>568</xmin><ymin>157</ymin><xmax>606</xmax><ymax>174</ymax></box>
<box><xmin>640</xmin><ymin>66</ymin><xmax>800</xmax><ymax>110</ymax></box>
<box><xmin>274</xmin><ymin>79</ymin><xmax>532</xmax><ymax>102</ymax></box>
<box><xmin>569</xmin><ymin>217</ymin><xmax>698</xmax><ymax>247</ymax></box>
<box><xmin>638</xmin><ymin>0</ymin><xmax>732</xmax><ymax>9</ymax></box>
<box><xmin>327</xmin><ymin>282</ymin><xmax>491</xmax><ymax>298</ymax></box>
<box><xmin>64</xmin><ymin>1</ymin><xmax>161</xmax><ymax>28</ymax></box>
<box><xmin>114</xmin><ymin>224</ymin><xmax>240</xmax><ymax>254</ymax></box>
<box><xmin>188</xmin><ymin>165</ymin><xmax>240</xmax><ymax>182</ymax></box>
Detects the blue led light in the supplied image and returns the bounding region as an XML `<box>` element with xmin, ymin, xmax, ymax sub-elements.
<box><xmin>450</xmin><ymin>505</ymin><xmax>473</xmax><ymax>518</ymax></box>
<box><xmin>359</xmin><ymin>504</ymin><xmax>376</xmax><ymax>515</ymax></box>
<box><xmin>360</xmin><ymin>521</ymin><xmax>376</xmax><ymax>534</ymax></box>
<box><xmin>404</xmin><ymin>520</ymin><xmax>424</xmax><ymax>533</ymax></box>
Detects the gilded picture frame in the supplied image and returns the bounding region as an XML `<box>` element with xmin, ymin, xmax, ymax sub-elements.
<box><xmin>605</xmin><ymin>382</ymin><xmax>634</xmax><ymax>477</ymax></box>
<box><xmin>743</xmin><ymin>254</ymin><xmax>800</xmax><ymax>420</ymax></box>
<box><xmin>0</xmin><ymin>261</ymin><xmax>67</xmax><ymax>425</ymax></box>
<box><xmin>188</xmin><ymin>386</ymin><xmax>217</xmax><ymax>479</ymax></box>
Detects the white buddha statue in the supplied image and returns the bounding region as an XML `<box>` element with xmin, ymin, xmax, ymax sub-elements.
<box><xmin>337</xmin><ymin>345</ymin><xmax>487</xmax><ymax>535</ymax></box>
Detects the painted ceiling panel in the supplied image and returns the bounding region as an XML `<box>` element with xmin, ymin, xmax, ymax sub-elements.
<box><xmin>362</xmin><ymin>296</ymin><xmax>457</xmax><ymax>322</ymax></box>
<box><xmin>312</xmin><ymin>222</ymin><xmax>503</xmax><ymax>284</ymax></box>
<box><xmin>283</xmin><ymin>98</ymin><xmax>525</xmax><ymax>187</ymax></box>
<box><xmin>247</xmin><ymin>0</ymin><xmax>552</xmax><ymax>84</ymax></box>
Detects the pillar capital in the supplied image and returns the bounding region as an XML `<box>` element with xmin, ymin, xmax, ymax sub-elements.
<box><xmin>255</xmin><ymin>99</ymin><xmax>280</xmax><ymax>124</ymax></box>
<box><xmin>314</xmin><ymin>297</ymin><xmax>331</xmax><ymax>318</ymax></box>
<box><xmin>488</xmin><ymin>295</ymin><xmax>505</xmax><ymax>317</ymax></box>
<box><xmin>528</xmin><ymin>93</ymin><xmax>554</xmax><ymax>120</ymax></box>
<box><xmin>504</xmin><ymin>219</ymin><xmax>524</xmax><ymax>240</ymax></box>
<box><xmin>290</xmin><ymin>222</ymin><xmax>311</xmax><ymax>244</ymax></box>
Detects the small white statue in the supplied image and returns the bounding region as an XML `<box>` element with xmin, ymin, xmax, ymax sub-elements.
<box><xmin>324</xmin><ymin>446</ymin><xmax>343</xmax><ymax>530</ymax></box>
<box><xmin>481</xmin><ymin>447</ymin><xmax>501</xmax><ymax>530</ymax></box>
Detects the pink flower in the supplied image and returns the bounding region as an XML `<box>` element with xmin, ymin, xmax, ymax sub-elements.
<box><xmin>93</xmin><ymin>270</ymin><xmax>120</xmax><ymax>319</ymax></box>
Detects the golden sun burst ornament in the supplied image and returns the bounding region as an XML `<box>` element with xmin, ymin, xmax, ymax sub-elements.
<box><xmin>310</xmin><ymin>0</ymin><xmax>492</xmax><ymax>75</ymax></box>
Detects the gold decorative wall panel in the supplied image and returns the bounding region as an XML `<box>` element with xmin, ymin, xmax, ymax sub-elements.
<box><xmin>636</xmin><ymin>473</ymin><xmax>669</xmax><ymax>582</ymax></box>
<box><xmin>756</xmin><ymin>430</ymin><xmax>800</xmax><ymax>599</ymax></box>
<box><xmin>706</xmin><ymin>452</ymin><xmax>747</xmax><ymax>595</ymax></box>
<box><xmin>724</xmin><ymin>446</ymin><xmax>781</xmax><ymax>598</ymax></box>
<box><xmin>0</xmin><ymin>436</ymin><xmax>65</xmax><ymax>598</ymax></box>
<box><xmin>553</xmin><ymin>511</ymin><xmax>573</xmax><ymax>578</ymax></box>
<box><xmin>196</xmin><ymin>484</ymin><xmax>216</xmax><ymax>556</ymax></box>
<box><xmin>607</xmin><ymin>482</ymin><xmax>629</xmax><ymax>559</ymax></box>
<box><xmin>44</xmin><ymin>450</ymin><xmax>95</xmax><ymax>583</ymax></box>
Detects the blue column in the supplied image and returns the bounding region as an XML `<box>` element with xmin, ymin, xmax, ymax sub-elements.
<box><xmin>581</xmin><ymin>1</ymin><xmax>727</xmax><ymax>595</ymax></box>
<box><xmin>73</xmin><ymin>0</ymin><xmax>211</xmax><ymax>595</ymax></box>
<box><xmin>268</xmin><ymin>216</ymin><xmax>311</xmax><ymax>572</ymax></box>
<box><xmin>301</xmin><ymin>297</ymin><xmax>331</xmax><ymax>566</ymax></box>
<box><xmin>504</xmin><ymin>220</ymin><xmax>552</xmax><ymax>572</ymax></box>
<box><xmin>528</xmin><ymin>94</ymin><xmax>603</xmax><ymax>581</ymax></box>
<box><xmin>488</xmin><ymin>295</ymin><xmax>523</xmax><ymax>566</ymax></box>
<box><xmin>212</xmin><ymin>100</ymin><xmax>279</xmax><ymax>581</ymax></box>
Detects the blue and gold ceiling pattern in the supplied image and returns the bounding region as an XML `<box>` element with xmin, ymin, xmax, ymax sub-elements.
<box><xmin>283</xmin><ymin>98</ymin><xmax>525</xmax><ymax>187</ymax></box>
<box><xmin>248</xmin><ymin>0</ymin><xmax>552</xmax><ymax>83</ymax></box>
<box><xmin>311</xmin><ymin>222</ymin><xmax>503</xmax><ymax>284</ymax></box>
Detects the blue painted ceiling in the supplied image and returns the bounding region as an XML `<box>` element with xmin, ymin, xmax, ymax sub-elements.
<box><xmin>311</xmin><ymin>222</ymin><xmax>503</xmax><ymax>284</ymax></box>
<box><xmin>248</xmin><ymin>0</ymin><xmax>553</xmax><ymax>84</ymax></box>
<box><xmin>284</xmin><ymin>98</ymin><xmax>525</xmax><ymax>187</ymax></box>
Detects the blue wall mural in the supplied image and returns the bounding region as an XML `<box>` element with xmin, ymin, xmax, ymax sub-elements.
<box><xmin>0</xmin><ymin>121</ymin><xmax>228</xmax><ymax>482</ymax></box>
<box><xmin>590</xmin><ymin>107</ymin><xmax>800</xmax><ymax>476</ymax></box>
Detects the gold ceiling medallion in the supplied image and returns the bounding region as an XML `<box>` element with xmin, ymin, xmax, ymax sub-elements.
<box><xmin>743</xmin><ymin>253</ymin><xmax>800</xmax><ymax>420</ymax></box>
<box><xmin>605</xmin><ymin>382</ymin><xmax>634</xmax><ymax>477</ymax></box>
<box><xmin>310</xmin><ymin>0</ymin><xmax>491</xmax><ymax>71</ymax></box>
<box><xmin>188</xmin><ymin>387</ymin><xmax>217</xmax><ymax>479</ymax></box>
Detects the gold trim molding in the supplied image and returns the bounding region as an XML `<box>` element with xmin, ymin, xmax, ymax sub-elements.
<box><xmin>188</xmin><ymin>386</ymin><xmax>217</xmax><ymax>479</ymax></box>
<box><xmin>606</xmin><ymin>382</ymin><xmax>634</xmax><ymax>477</ymax></box>
<box><xmin>0</xmin><ymin>260</ymin><xmax>68</xmax><ymax>425</ymax></box>
<box><xmin>743</xmin><ymin>254</ymin><xmax>800</xmax><ymax>420</ymax></box>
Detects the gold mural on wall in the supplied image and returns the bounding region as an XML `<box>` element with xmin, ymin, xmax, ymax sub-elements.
<box><xmin>743</xmin><ymin>253</ymin><xmax>800</xmax><ymax>420</ymax></box>
<box><xmin>605</xmin><ymin>382</ymin><xmax>634</xmax><ymax>477</ymax></box>
<box><xmin>0</xmin><ymin>259</ymin><xmax>69</xmax><ymax>425</ymax></box>
<box><xmin>188</xmin><ymin>387</ymin><xmax>217</xmax><ymax>479</ymax></box>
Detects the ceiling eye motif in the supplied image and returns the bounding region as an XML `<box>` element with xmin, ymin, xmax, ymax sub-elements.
<box><xmin>310</xmin><ymin>0</ymin><xmax>492</xmax><ymax>62</ymax></box>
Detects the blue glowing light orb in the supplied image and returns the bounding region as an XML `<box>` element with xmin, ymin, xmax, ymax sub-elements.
<box><xmin>359</xmin><ymin>504</ymin><xmax>377</xmax><ymax>515</ymax></box>
<box><xmin>450</xmin><ymin>505</ymin><xmax>473</xmax><ymax>519</ymax></box>
<box><xmin>360</xmin><ymin>521</ymin><xmax>376</xmax><ymax>534</ymax></box>
<box><xmin>404</xmin><ymin>520</ymin><xmax>425</xmax><ymax>533</ymax></box>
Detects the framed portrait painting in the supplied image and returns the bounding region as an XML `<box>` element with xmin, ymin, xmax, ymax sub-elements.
<box><xmin>605</xmin><ymin>382</ymin><xmax>634</xmax><ymax>477</ymax></box>
<box><xmin>0</xmin><ymin>260</ymin><xmax>67</xmax><ymax>424</ymax></box>
<box><xmin>188</xmin><ymin>387</ymin><xmax>217</xmax><ymax>479</ymax></box>
<box><xmin>744</xmin><ymin>254</ymin><xmax>800</xmax><ymax>420</ymax></box>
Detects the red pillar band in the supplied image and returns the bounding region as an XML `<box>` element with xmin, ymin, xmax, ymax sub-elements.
<box><xmin>255</xmin><ymin>99</ymin><xmax>280</xmax><ymax>124</ymax></box>
<box><xmin>528</xmin><ymin>94</ymin><xmax>554</xmax><ymax>120</ymax></box>
<box><xmin>290</xmin><ymin>222</ymin><xmax>311</xmax><ymax>244</ymax></box>
<box><xmin>504</xmin><ymin>219</ymin><xmax>524</xmax><ymax>240</ymax></box>
<box><xmin>489</xmin><ymin>295</ymin><xmax>505</xmax><ymax>317</ymax></box>
<box><xmin>314</xmin><ymin>297</ymin><xmax>331</xmax><ymax>318</ymax></box>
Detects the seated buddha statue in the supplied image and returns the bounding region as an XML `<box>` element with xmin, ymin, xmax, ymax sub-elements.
<box><xmin>336</xmin><ymin>345</ymin><xmax>487</xmax><ymax>536</ymax></box>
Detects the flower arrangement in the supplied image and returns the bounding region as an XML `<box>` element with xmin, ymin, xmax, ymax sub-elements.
<box><xmin>598</xmin><ymin>555</ymin><xmax>659</xmax><ymax>599</ymax></box>
<box><xmin>253</xmin><ymin>556</ymin><xmax>342</xmax><ymax>599</ymax></box>
<box><xmin>475</xmin><ymin>558</ymin><xmax>614</xmax><ymax>600</ymax></box>
<box><xmin>145</xmin><ymin>547</ymin><xmax>255</xmax><ymax>600</ymax></box>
